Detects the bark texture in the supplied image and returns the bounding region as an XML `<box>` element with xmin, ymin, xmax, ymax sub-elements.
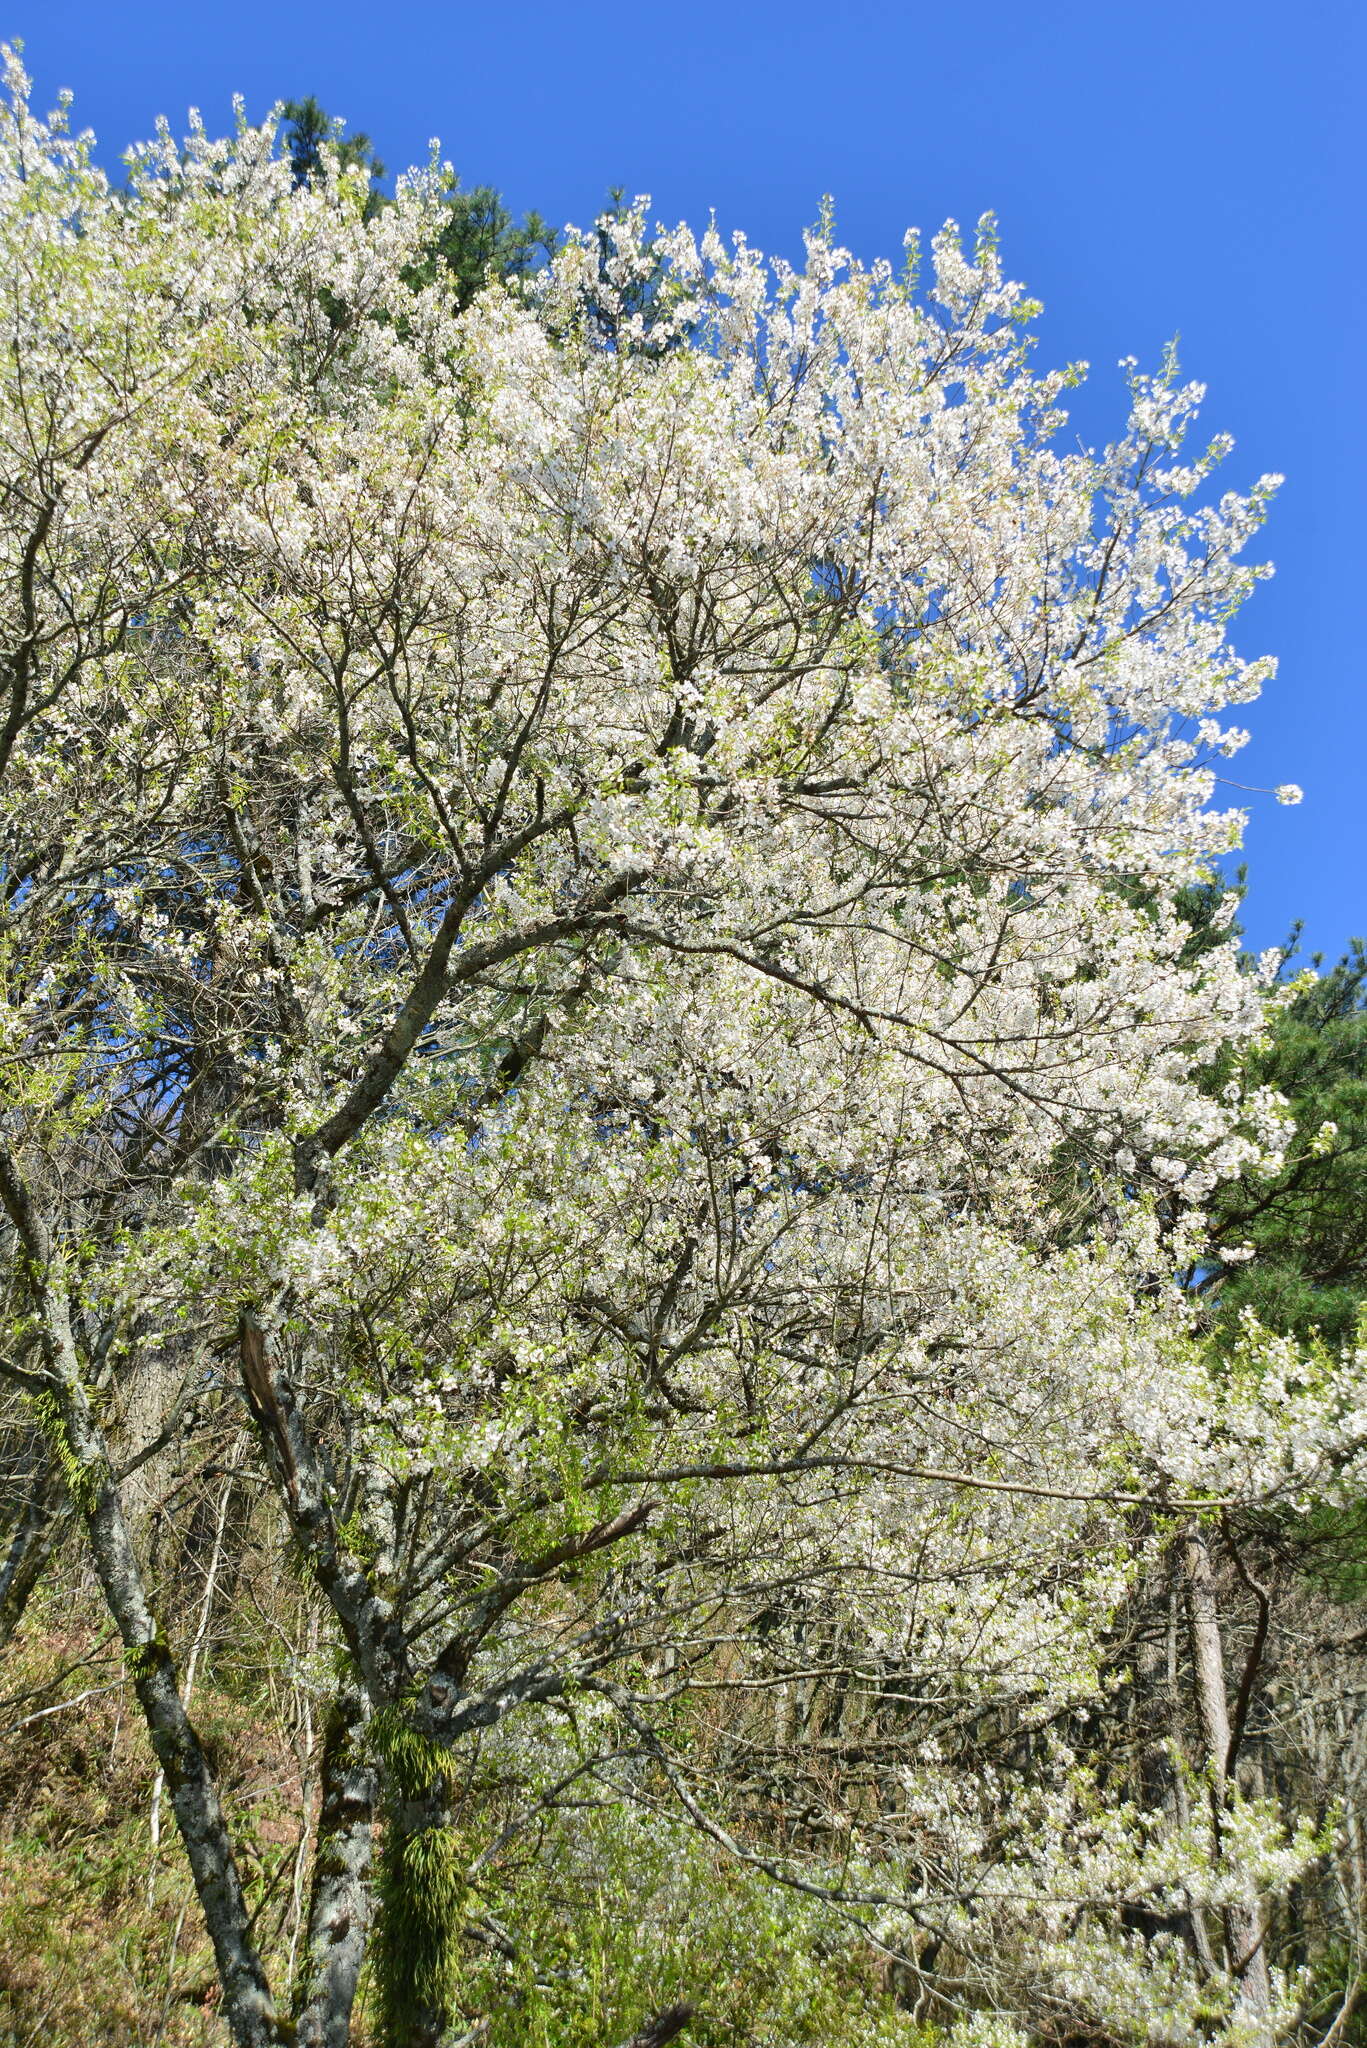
<box><xmin>295</xmin><ymin>1688</ymin><xmax>377</xmax><ymax>2048</ymax></box>
<box><xmin>0</xmin><ymin>1150</ymin><xmax>285</xmax><ymax>2048</ymax></box>
<box><xmin>1184</xmin><ymin>1520</ymin><xmax>1274</xmax><ymax>2040</ymax></box>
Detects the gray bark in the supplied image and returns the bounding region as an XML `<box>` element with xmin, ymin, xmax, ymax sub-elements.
<box><xmin>0</xmin><ymin>1149</ymin><xmax>285</xmax><ymax>2048</ymax></box>
<box><xmin>238</xmin><ymin>1311</ymin><xmax>410</xmax><ymax>1704</ymax></box>
<box><xmin>115</xmin><ymin>1339</ymin><xmax>187</xmax><ymax>1537</ymax></box>
<box><xmin>1183</xmin><ymin>1520</ymin><xmax>1274</xmax><ymax>2041</ymax></box>
<box><xmin>295</xmin><ymin>1688</ymin><xmax>377</xmax><ymax>2048</ymax></box>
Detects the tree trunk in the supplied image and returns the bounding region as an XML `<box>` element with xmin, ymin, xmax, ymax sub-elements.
<box><xmin>1128</xmin><ymin>1550</ymin><xmax>1209</xmax><ymax>1954</ymax></box>
<box><xmin>59</xmin><ymin>1353</ymin><xmax>284</xmax><ymax>2045</ymax></box>
<box><xmin>295</xmin><ymin>1688</ymin><xmax>377</xmax><ymax>2048</ymax></box>
<box><xmin>0</xmin><ymin>1152</ymin><xmax>286</xmax><ymax>2048</ymax></box>
<box><xmin>1183</xmin><ymin>1520</ymin><xmax>1274</xmax><ymax>2042</ymax></box>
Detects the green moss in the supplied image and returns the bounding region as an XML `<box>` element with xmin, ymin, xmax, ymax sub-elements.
<box><xmin>372</xmin><ymin>1807</ymin><xmax>465</xmax><ymax>2047</ymax></box>
<box><xmin>368</xmin><ymin>1703</ymin><xmax>447</xmax><ymax>1799</ymax></box>
<box><xmin>123</xmin><ymin>1638</ymin><xmax>166</xmax><ymax>1683</ymax></box>
<box><xmin>368</xmin><ymin>1708</ymin><xmax>465</xmax><ymax>2045</ymax></box>
<box><xmin>27</xmin><ymin>1387</ymin><xmax>101</xmax><ymax>1516</ymax></box>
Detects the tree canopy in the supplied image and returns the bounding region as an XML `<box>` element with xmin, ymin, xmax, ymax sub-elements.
<box><xmin>1</xmin><ymin>54</ymin><xmax>1364</xmax><ymax>2048</ymax></box>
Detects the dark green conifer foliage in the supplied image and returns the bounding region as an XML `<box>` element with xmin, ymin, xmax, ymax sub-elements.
<box><xmin>281</xmin><ymin>96</ymin><xmax>386</xmax><ymax>212</ymax></box>
<box><xmin>406</xmin><ymin>184</ymin><xmax>558</xmax><ymax>310</ymax></box>
<box><xmin>279</xmin><ymin>97</ymin><xmax>555</xmax><ymax>305</ymax></box>
<box><xmin>583</xmin><ymin>187</ymin><xmax>699</xmax><ymax>356</ymax></box>
<box><xmin>1202</xmin><ymin>935</ymin><xmax>1367</xmax><ymax>1351</ymax></box>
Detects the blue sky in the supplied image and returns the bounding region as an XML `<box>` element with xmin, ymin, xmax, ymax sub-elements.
<box><xmin>23</xmin><ymin>0</ymin><xmax>1366</xmax><ymax>962</ymax></box>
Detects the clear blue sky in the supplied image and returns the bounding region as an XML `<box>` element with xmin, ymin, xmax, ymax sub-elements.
<box><xmin>23</xmin><ymin>0</ymin><xmax>1366</xmax><ymax>962</ymax></box>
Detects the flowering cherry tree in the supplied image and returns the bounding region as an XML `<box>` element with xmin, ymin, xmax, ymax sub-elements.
<box><xmin>0</xmin><ymin>52</ymin><xmax>1357</xmax><ymax>2048</ymax></box>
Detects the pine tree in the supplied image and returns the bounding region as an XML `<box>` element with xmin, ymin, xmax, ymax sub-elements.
<box><xmin>1199</xmin><ymin>934</ymin><xmax>1367</xmax><ymax>1351</ymax></box>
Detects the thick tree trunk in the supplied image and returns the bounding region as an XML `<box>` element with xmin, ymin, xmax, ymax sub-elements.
<box><xmin>295</xmin><ymin>1688</ymin><xmax>377</xmax><ymax>2048</ymax></box>
<box><xmin>1183</xmin><ymin>1521</ymin><xmax>1274</xmax><ymax>2042</ymax></box>
<box><xmin>116</xmin><ymin>1339</ymin><xmax>186</xmax><ymax>1540</ymax></box>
